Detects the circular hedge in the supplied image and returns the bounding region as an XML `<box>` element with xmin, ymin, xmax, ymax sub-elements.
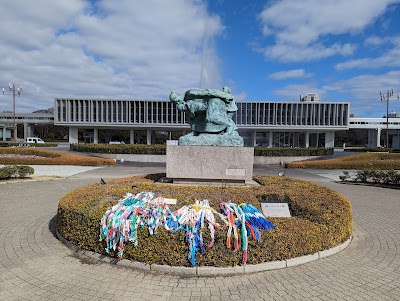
<box><xmin>56</xmin><ymin>174</ymin><xmax>352</xmax><ymax>267</ymax></box>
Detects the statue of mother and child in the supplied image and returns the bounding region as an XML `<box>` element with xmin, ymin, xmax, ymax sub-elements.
<box><xmin>169</xmin><ymin>86</ymin><xmax>244</xmax><ymax>147</ymax></box>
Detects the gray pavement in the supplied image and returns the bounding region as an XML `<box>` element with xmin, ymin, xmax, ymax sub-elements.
<box><xmin>1</xmin><ymin>164</ymin><xmax>400</xmax><ymax>300</ymax></box>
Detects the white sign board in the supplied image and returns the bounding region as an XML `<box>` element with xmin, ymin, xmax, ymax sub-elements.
<box><xmin>164</xmin><ymin>198</ymin><xmax>177</xmax><ymax>205</ymax></box>
<box><xmin>261</xmin><ymin>202</ymin><xmax>291</xmax><ymax>217</ymax></box>
<box><xmin>166</xmin><ymin>140</ymin><xmax>179</xmax><ymax>145</ymax></box>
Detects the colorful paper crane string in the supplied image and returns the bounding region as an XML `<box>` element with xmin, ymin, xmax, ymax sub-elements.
<box><xmin>99</xmin><ymin>192</ymin><xmax>276</xmax><ymax>265</ymax></box>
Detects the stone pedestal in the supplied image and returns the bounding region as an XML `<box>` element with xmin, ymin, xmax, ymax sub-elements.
<box><xmin>166</xmin><ymin>145</ymin><xmax>254</xmax><ymax>184</ymax></box>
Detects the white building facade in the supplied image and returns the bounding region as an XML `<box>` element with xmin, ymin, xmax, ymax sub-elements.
<box><xmin>54</xmin><ymin>97</ymin><xmax>350</xmax><ymax>148</ymax></box>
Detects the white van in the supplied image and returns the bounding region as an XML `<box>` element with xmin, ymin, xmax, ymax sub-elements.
<box><xmin>26</xmin><ymin>137</ymin><xmax>45</xmax><ymax>144</ymax></box>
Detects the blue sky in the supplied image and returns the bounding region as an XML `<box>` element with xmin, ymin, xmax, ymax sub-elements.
<box><xmin>1</xmin><ymin>0</ymin><xmax>400</xmax><ymax>118</ymax></box>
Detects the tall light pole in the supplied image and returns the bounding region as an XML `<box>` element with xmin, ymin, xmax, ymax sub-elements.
<box><xmin>380</xmin><ymin>89</ymin><xmax>399</xmax><ymax>148</ymax></box>
<box><xmin>2</xmin><ymin>83</ymin><xmax>22</xmax><ymax>142</ymax></box>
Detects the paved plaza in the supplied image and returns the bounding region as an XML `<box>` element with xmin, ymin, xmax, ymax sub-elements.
<box><xmin>1</xmin><ymin>164</ymin><xmax>400</xmax><ymax>300</ymax></box>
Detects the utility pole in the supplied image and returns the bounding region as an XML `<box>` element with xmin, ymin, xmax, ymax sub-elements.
<box><xmin>380</xmin><ymin>89</ymin><xmax>399</xmax><ymax>148</ymax></box>
<box><xmin>2</xmin><ymin>83</ymin><xmax>22</xmax><ymax>142</ymax></box>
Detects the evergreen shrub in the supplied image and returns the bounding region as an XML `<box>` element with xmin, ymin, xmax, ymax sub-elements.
<box><xmin>344</xmin><ymin>147</ymin><xmax>400</xmax><ymax>153</ymax></box>
<box><xmin>340</xmin><ymin>169</ymin><xmax>400</xmax><ymax>186</ymax></box>
<box><xmin>70</xmin><ymin>144</ymin><xmax>332</xmax><ymax>157</ymax></box>
<box><xmin>56</xmin><ymin>174</ymin><xmax>352</xmax><ymax>267</ymax></box>
<box><xmin>0</xmin><ymin>165</ymin><xmax>34</xmax><ymax>180</ymax></box>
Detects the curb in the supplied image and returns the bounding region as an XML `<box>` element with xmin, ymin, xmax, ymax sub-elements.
<box><xmin>56</xmin><ymin>230</ymin><xmax>352</xmax><ymax>277</ymax></box>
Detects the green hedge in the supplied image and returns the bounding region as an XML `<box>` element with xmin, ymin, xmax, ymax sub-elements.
<box><xmin>254</xmin><ymin>147</ymin><xmax>333</xmax><ymax>157</ymax></box>
<box><xmin>56</xmin><ymin>174</ymin><xmax>352</xmax><ymax>267</ymax></box>
<box><xmin>344</xmin><ymin>147</ymin><xmax>400</xmax><ymax>153</ymax></box>
<box><xmin>70</xmin><ymin>143</ymin><xmax>167</xmax><ymax>154</ymax></box>
<box><xmin>0</xmin><ymin>165</ymin><xmax>34</xmax><ymax>180</ymax></box>
<box><xmin>70</xmin><ymin>143</ymin><xmax>332</xmax><ymax>157</ymax></box>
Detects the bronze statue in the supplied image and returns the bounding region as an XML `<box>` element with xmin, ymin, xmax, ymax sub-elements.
<box><xmin>169</xmin><ymin>87</ymin><xmax>243</xmax><ymax>146</ymax></box>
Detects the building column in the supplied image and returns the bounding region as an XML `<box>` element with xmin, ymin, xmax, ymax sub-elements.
<box><xmin>376</xmin><ymin>128</ymin><xmax>381</xmax><ymax>147</ymax></box>
<box><xmin>305</xmin><ymin>132</ymin><xmax>310</xmax><ymax>148</ymax></box>
<box><xmin>368</xmin><ymin>128</ymin><xmax>381</xmax><ymax>148</ymax></box>
<box><xmin>252</xmin><ymin>130</ymin><xmax>257</xmax><ymax>147</ymax></box>
<box><xmin>2</xmin><ymin>126</ymin><xmax>6</xmax><ymax>141</ymax></box>
<box><xmin>28</xmin><ymin>124</ymin><xmax>34</xmax><ymax>137</ymax></box>
<box><xmin>69</xmin><ymin>127</ymin><xmax>78</xmax><ymax>144</ymax></box>
<box><xmin>93</xmin><ymin>128</ymin><xmax>98</xmax><ymax>144</ymax></box>
<box><xmin>269</xmin><ymin>131</ymin><xmax>273</xmax><ymax>147</ymax></box>
<box><xmin>325</xmin><ymin>131</ymin><xmax>335</xmax><ymax>148</ymax></box>
<box><xmin>146</xmin><ymin>128</ymin><xmax>152</xmax><ymax>145</ymax></box>
<box><xmin>130</xmin><ymin>129</ymin><xmax>135</xmax><ymax>144</ymax></box>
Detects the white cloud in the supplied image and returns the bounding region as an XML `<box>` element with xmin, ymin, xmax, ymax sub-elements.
<box><xmin>233</xmin><ymin>91</ymin><xmax>248</xmax><ymax>102</ymax></box>
<box><xmin>324</xmin><ymin>71</ymin><xmax>400</xmax><ymax>116</ymax></box>
<box><xmin>335</xmin><ymin>36</ymin><xmax>400</xmax><ymax>70</ymax></box>
<box><xmin>268</xmin><ymin>69</ymin><xmax>310</xmax><ymax>80</ymax></box>
<box><xmin>259</xmin><ymin>0</ymin><xmax>400</xmax><ymax>62</ymax></box>
<box><xmin>272</xmin><ymin>83</ymin><xmax>325</xmax><ymax>100</ymax></box>
<box><xmin>364</xmin><ymin>36</ymin><xmax>387</xmax><ymax>46</ymax></box>
<box><xmin>0</xmin><ymin>0</ymin><xmax>224</xmax><ymax>112</ymax></box>
<box><xmin>263</xmin><ymin>43</ymin><xmax>355</xmax><ymax>63</ymax></box>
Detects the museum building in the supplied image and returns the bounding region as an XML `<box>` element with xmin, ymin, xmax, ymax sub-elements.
<box><xmin>54</xmin><ymin>93</ymin><xmax>349</xmax><ymax>147</ymax></box>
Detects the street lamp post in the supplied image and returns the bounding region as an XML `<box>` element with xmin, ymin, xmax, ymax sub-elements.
<box><xmin>380</xmin><ymin>89</ymin><xmax>399</xmax><ymax>148</ymax></box>
<box><xmin>2</xmin><ymin>83</ymin><xmax>22</xmax><ymax>142</ymax></box>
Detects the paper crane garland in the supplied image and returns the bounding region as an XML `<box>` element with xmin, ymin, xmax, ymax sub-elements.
<box><xmin>99</xmin><ymin>191</ymin><xmax>276</xmax><ymax>266</ymax></box>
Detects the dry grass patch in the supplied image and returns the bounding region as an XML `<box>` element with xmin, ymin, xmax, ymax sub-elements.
<box><xmin>287</xmin><ymin>152</ymin><xmax>400</xmax><ymax>169</ymax></box>
<box><xmin>0</xmin><ymin>148</ymin><xmax>115</xmax><ymax>166</ymax></box>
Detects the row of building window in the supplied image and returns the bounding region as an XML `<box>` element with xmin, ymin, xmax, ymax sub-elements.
<box><xmin>55</xmin><ymin>99</ymin><xmax>349</xmax><ymax>127</ymax></box>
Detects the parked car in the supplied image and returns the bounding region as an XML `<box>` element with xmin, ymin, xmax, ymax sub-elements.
<box><xmin>26</xmin><ymin>137</ymin><xmax>45</xmax><ymax>144</ymax></box>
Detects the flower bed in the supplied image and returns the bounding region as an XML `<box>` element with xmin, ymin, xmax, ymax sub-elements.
<box><xmin>56</xmin><ymin>174</ymin><xmax>352</xmax><ymax>267</ymax></box>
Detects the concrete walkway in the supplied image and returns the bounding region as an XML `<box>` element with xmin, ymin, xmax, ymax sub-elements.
<box><xmin>1</xmin><ymin>164</ymin><xmax>399</xmax><ymax>300</ymax></box>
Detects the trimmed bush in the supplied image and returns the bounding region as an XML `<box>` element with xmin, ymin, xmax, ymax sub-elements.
<box><xmin>70</xmin><ymin>143</ymin><xmax>167</xmax><ymax>155</ymax></box>
<box><xmin>286</xmin><ymin>152</ymin><xmax>400</xmax><ymax>170</ymax></box>
<box><xmin>71</xmin><ymin>143</ymin><xmax>333</xmax><ymax>157</ymax></box>
<box><xmin>340</xmin><ymin>169</ymin><xmax>400</xmax><ymax>186</ymax></box>
<box><xmin>56</xmin><ymin>174</ymin><xmax>352</xmax><ymax>267</ymax></box>
<box><xmin>0</xmin><ymin>148</ymin><xmax>115</xmax><ymax>166</ymax></box>
<box><xmin>0</xmin><ymin>165</ymin><xmax>34</xmax><ymax>180</ymax></box>
<box><xmin>254</xmin><ymin>147</ymin><xmax>333</xmax><ymax>157</ymax></box>
<box><xmin>344</xmin><ymin>147</ymin><xmax>400</xmax><ymax>153</ymax></box>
